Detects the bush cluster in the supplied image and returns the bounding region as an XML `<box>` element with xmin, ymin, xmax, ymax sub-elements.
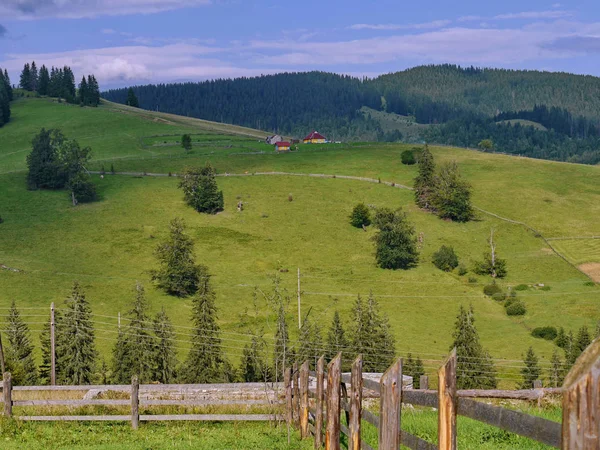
<box><xmin>531</xmin><ymin>326</ymin><xmax>558</xmax><ymax>340</ymax></box>
<box><xmin>505</xmin><ymin>296</ymin><xmax>526</xmax><ymax>316</ymax></box>
<box><xmin>432</xmin><ymin>245</ymin><xmax>459</xmax><ymax>272</ymax></box>
<box><xmin>483</xmin><ymin>284</ymin><xmax>502</xmax><ymax>297</ymax></box>
<box><xmin>401</xmin><ymin>150</ymin><xmax>416</xmax><ymax>165</ymax></box>
<box><xmin>349</xmin><ymin>203</ymin><xmax>371</xmax><ymax>228</ymax></box>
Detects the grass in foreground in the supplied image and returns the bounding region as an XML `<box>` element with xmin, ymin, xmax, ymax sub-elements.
<box><xmin>0</xmin><ymin>419</ymin><xmax>310</xmax><ymax>449</ymax></box>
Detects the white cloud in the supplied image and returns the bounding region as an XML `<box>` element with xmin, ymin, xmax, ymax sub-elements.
<box><xmin>349</xmin><ymin>20</ymin><xmax>451</xmax><ymax>31</ymax></box>
<box><xmin>0</xmin><ymin>43</ymin><xmax>278</xmax><ymax>86</ymax></box>
<box><xmin>0</xmin><ymin>0</ymin><xmax>212</xmax><ymax>19</ymax></box>
<box><xmin>494</xmin><ymin>10</ymin><xmax>572</xmax><ymax>20</ymax></box>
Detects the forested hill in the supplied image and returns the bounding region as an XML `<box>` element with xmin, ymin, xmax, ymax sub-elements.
<box><xmin>102</xmin><ymin>65</ymin><xmax>600</xmax><ymax>164</ymax></box>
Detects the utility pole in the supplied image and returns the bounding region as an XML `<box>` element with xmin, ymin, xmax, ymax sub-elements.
<box><xmin>50</xmin><ymin>302</ymin><xmax>56</xmax><ymax>386</ymax></box>
<box><xmin>297</xmin><ymin>268</ymin><xmax>301</xmax><ymax>329</ymax></box>
<box><xmin>0</xmin><ymin>333</ymin><xmax>5</xmax><ymax>374</ymax></box>
<box><xmin>118</xmin><ymin>312</ymin><xmax>121</xmax><ymax>329</ymax></box>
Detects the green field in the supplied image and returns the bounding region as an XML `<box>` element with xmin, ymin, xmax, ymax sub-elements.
<box><xmin>1</xmin><ymin>97</ymin><xmax>600</xmax><ymax>387</ymax></box>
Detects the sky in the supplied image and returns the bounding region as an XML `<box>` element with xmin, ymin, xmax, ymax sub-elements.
<box><xmin>0</xmin><ymin>0</ymin><xmax>599</xmax><ymax>89</ymax></box>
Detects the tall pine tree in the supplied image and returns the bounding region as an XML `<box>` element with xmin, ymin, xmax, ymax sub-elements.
<box><xmin>151</xmin><ymin>307</ymin><xmax>178</xmax><ymax>384</ymax></box>
<box><xmin>450</xmin><ymin>305</ymin><xmax>497</xmax><ymax>389</ymax></box>
<box><xmin>518</xmin><ymin>346</ymin><xmax>541</xmax><ymax>389</ymax></box>
<box><xmin>20</xmin><ymin>63</ymin><xmax>31</xmax><ymax>90</ymax></box>
<box><xmin>126</xmin><ymin>87</ymin><xmax>139</xmax><ymax>107</ymax></box>
<box><xmin>5</xmin><ymin>300</ymin><xmax>38</xmax><ymax>385</ymax></box>
<box><xmin>180</xmin><ymin>270</ymin><xmax>228</xmax><ymax>382</ymax></box>
<box><xmin>30</xmin><ymin>61</ymin><xmax>38</xmax><ymax>92</ymax></box>
<box><xmin>78</xmin><ymin>76</ymin><xmax>88</xmax><ymax>105</ymax></box>
<box><xmin>326</xmin><ymin>310</ymin><xmax>349</xmax><ymax>365</ymax></box>
<box><xmin>58</xmin><ymin>282</ymin><xmax>98</xmax><ymax>385</ymax></box>
<box><xmin>297</xmin><ymin>314</ymin><xmax>322</xmax><ymax>369</ymax></box>
<box><xmin>414</xmin><ymin>145</ymin><xmax>435</xmax><ymax>209</ymax></box>
<box><xmin>38</xmin><ymin>65</ymin><xmax>49</xmax><ymax>96</ymax></box>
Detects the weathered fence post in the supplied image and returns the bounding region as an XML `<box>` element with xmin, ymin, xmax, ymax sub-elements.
<box><xmin>438</xmin><ymin>348</ymin><xmax>457</xmax><ymax>450</ymax></box>
<box><xmin>131</xmin><ymin>375</ymin><xmax>139</xmax><ymax>430</ymax></box>
<box><xmin>300</xmin><ymin>360</ymin><xmax>310</xmax><ymax>439</ymax></box>
<box><xmin>533</xmin><ymin>380</ymin><xmax>542</xmax><ymax>389</ymax></box>
<box><xmin>379</xmin><ymin>358</ymin><xmax>402</xmax><ymax>450</ymax></box>
<box><xmin>315</xmin><ymin>355</ymin><xmax>325</xmax><ymax>449</ymax></box>
<box><xmin>349</xmin><ymin>356</ymin><xmax>363</xmax><ymax>450</ymax></box>
<box><xmin>3</xmin><ymin>372</ymin><xmax>12</xmax><ymax>417</ymax></box>
<box><xmin>420</xmin><ymin>375</ymin><xmax>429</xmax><ymax>390</ymax></box>
<box><xmin>285</xmin><ymin>367</ymin><xmax>293</xmax><ymax>428</ymax></box>
<box><xmin>562</xmin><ymin>338</ymin><xmax>600</xmax><ymax>449</ymax></box>
<box><xmin>325</xmin><ymin>352</ymin><xmax>341</xmax><ymax>450</ymax></box>
<box><xmin>50</xmin><ymin>302</ymin><xmax>56</xmax><ymax>386</ymax></box>
<box><xmin>293</xmin><ymin>362</ymin><xmax>300</xmax><ymax>427</ymax></box>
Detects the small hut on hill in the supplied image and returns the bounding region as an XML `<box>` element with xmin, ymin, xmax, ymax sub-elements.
<box><xmin>303</xmin><ymin>131</ymin><xmax>327</xmax><ymax>144</ymax></box>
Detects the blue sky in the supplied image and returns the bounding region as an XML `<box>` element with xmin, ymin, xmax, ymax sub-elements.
<box><xmin>0</xmin><ymin>0</ymin><xmax>599</xmax><ymax>88</ymax></box>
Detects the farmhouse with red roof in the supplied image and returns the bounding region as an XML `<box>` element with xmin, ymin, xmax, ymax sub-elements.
<box><xmin>303</xmin><ymin>131</ymin><xmax>327</xmax><ymax>144</ymax></box>
<box><xmin>275</xmin><ymin>141</ymin><xmax>291</xmax><ymax>152</ymax></box>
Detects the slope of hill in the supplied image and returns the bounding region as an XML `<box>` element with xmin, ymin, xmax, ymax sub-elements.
<box><xmin>102</xmin><ymin>66</ymin><xmax>600</xmax><ymax>164</ymax></box>
<box><xmin>1</xmin><ymin>98</ymin><xmax>600</xmax><ymax>387</ymax></box>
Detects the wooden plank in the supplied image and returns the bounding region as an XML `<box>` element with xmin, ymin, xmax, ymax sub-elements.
<box><xmin>379</xmin><ymin>358</ymin><xmax>402</xmax><ymax>450</ymax></box>
<box><xmin>401</xmin><ymin>432</ymin><xmax>438</xmax><ymax>450</ymax></box>
<box><xmin>457</xmin><ymin>398</ymin><xmax>560</xmax><ymax>448</ymax></box>
<box><xmin>285</xmin><ymin>367</ymin><xmax>293</xmax><ymax>427</ymax></box>
<box><xmin>300</xmin><ymin>360</ymin><xmax>310</xmax><ymax>439</ymax></box>
<box><xmin>315</xmin><ymin>356</ymin><xmax>325</xmax><ymax>449</ymax></box>
<box><xmin>140</xmin><ymin>414</ymin><xmax>276</xmax><ymax>421</ymax></box>
<box><xmin>438</xmin><ymin>349</ymin><xmax>456</xmax><ymax>450</ymax></box>
<box><xmin>363</xmin><ymin>409</ymin><xmax>379</xmax><ymax>428</ymax></box>
<box><xmin>11</xmin><ymin>382</ymin><xmax>285</xmax><ymax>391</ymax></box>
<box><xmin>403</xmin><ymin>390</ymin><xmax>437</xmax><ymax>408</ymax></box>
<box><xmin>349</xmin><ymin>356</ymin><xmax>363</xmax><ymax>450</ymax></box>
<box><xmin>420</xmin><ymin>376</ymin><xmax>429</xmax><ymax>390</ymax></box>
<box><xmin>325</xmin><ymin>353</ymin><xmax>341</xmax><ymax>450</ymax></box>
<box><xmin>18</xmin><ymin>415</ymin><xmax>131</xmax><ymax>421</ymax></box>
<box><xmin>362</xmin><ymin>378</ymin><xmax>381</xmax><ymax>394</ymax></box>
<box><xmin>131</xmin><ymin>375</ymin><xmax>139</xmax><ymax>430</ymax></box>
<box><xmin>562</xmin><ymin>337</ymin><xmax>600</xmax><ymax>449</ymax></box>
<box><xmin>14</xmin><ymin>400</ymin><xmax>130</xmax><ymax>407</ymax></box>
<box><xmin>3</xmin><ymin>372</ymin><xmax>11</xmax><ymax>417</ymax></box>
<box><xmin>293</xmin><ymin>362</ymin><xmax>300</xmax><ymax>427</ymax></box>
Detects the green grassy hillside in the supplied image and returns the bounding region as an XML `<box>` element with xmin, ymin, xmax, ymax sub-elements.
<box><xmin>1</xmin><ymin>98</ymin><xmax>599</xmax><ymax>386</ymax></box>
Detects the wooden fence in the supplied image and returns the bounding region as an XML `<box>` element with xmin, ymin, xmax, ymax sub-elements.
<box><xmin>286</xmin><ymin>339</ymin><xmax>600</xmax><ymax>449</ymax></box>
<box><xmin>1</xmin><ymin>375</ymin><xmax>283</xmax><ymax>427</ymax></box>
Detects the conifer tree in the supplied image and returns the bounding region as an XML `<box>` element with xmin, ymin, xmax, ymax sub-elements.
<box><xmin>372</xmin><ymin>207</ymin><xmax>419</xmax><ymax>270</ymax></box>
<box><xmin>111</xmin><ymin>327</ymin><xmax>130</xmax><ymax>383</ymax></box>
<box><xmin>30</xmin><ymin>61</ymin><xmax>38</xmax><ymax>92</ymax></box>
<box><xmin>181</xmin><ymin>271</ymin><xmax>228</xmax><ymax>382</ymax></box>
<box><xmin>297</xmin><ymin>314</ymin><xmax>322</xmax><ymax>369</ymax></box>
<box><xmin>58</xmin><ymin>282</ymin><xmax>98</xmax><ymax>385</ymax></box>
<box><xmin>351</xmin><ymin>293</ymin><xmax>396</xmax><ymax>372</ymax></box>
<box><xmin>450</xmin><ymin>305</ymin><xmax>497</xmax><ymax>389</ymax></box>
<box><xmin>548</xmin><ymin>349</ymin><xmax>566</xmax><ymax>388</ymax></box>
<box><xmin>181</xmin><ymin>134</ymin><xmax>192</xmax><ymax>152</ymax></box>
<box><xmin>404</xmin><ymin>353</ymin><xmax>425</xmax><ymax>388</ymax></box>
<box><xmin>5</xmin><ymin>300</ymin><xmax>38</xmax><ymax>385</ymax></box>
<box><xmin>88</xmin><ymin>75</ymin><xmax>100</xmax><ymax>106</ymax></box>
<box><xmin>20</xmin><ymin>63</ymin><xmax>31</xmax><ymax>90</ymax></box>
<box><xmin>178</xmin><ymin>164</ymin><xmax>224</xmax><ymax>214</ymax></box>
<box><xmin>564</xmin><ymin>330</ymin><xmax>577</xmax><ymax>367</ymax></box>
<box><xmin>151</xmin><ymin>218</ymin><xmax>204</xmax><ymax>297</ymax></box>
<box><xmin>349</xmin><ymin>203</ymin><xmax>371</xmax><ymax>228</ymax></box>
<box><xmin>519</xmin><ymin>346</ymin><xmax>541</xmax><ymax>389</ymax></box>
<box><xmin>151</xmin><ymin>307</ymin><xmax>178</xmax><ymax>384</ymax></box>
<box><xmin>414</xmin><ymin>144</ymin><xmax>435</xmax><ymax>209</ymax></box>
<box><xmin>575</xmin><ymin>325</ymin><xmax>591</xmax><ymax>354</ymax></box>
<box><xmin>78</xmin><ymin>76</ymin><xmax>88</xmax><ymax>105</ymax></box>
<box><xmin>3</xmin><ymin>69</ymin><xmax>13</xmax><ymax>101</ymax></box>
<box><xmin>326</xmin><ymin>310</ymin><xmax>349</xmax><ymax>365</ymax></box>
<box><xmin>239</xmin><ymin>335</ymin><xmax>271</xmax><ymax>382</ymax></box>
<box><xmin>555</xmin><ymin>326</ymin><xmax>568</xmax><ymax>348</ymax></box>
<box><xmin>127</xmin><ymin>87</ymin><xmax>139</xmax><ymax>107</ymax></box>
<box><xmin>38</xmin><ymin>316</ymin><xmax>52</xmax><ymax>385</ymax></box>
<box><xmin>38</xmin><ymin>65</ymin><xmax>49</xmax><ymax>96</ymax></box>
<box><xmin>0</xmin><ymin>70</ymin><xmax>10</xmax><ymax>127</ymax></box>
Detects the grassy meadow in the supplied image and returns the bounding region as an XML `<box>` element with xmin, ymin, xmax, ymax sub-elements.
<box><xmin>0</xmin><ymin>97</ymin><xmax>599</xmax><ymax>387</ymax></box>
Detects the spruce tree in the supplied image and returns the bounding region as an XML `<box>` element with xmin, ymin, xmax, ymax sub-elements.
<box><xmin>58</xmin><ymin>282</ymin><xmax>98</xmax><ymax>385</ymax></box>
<box><xmin>20</xmin><ymin>63</ymin><xmax>31</xmax><ymax>90</ymax></box>
<box><xmin>3</xmin><ymin>69</ymin><xmax>13</xmax><ymax>101</ymax></box>
<box><xmin>26</xmin><ymin>128</ymin><xmax>67</xmax><ymax>190</ymax></box>
<box><xmin>349</xmin><ymin>203</ymin><xmax>371</xmax><ymax>228</ymax></box>
<box><xmin>414</xmin><ymin>144</ymin><xmax>435</xmax><ymax>209</ymax></box>
<box><xmin>450</xmin><ymin>305</ymin><xmax>497</xmax><ymax>389</ymax></box>
<box><xmin>30</xmin><ymin>61</ymin><xmax>38</xmax><ymax>92</ymax></box>
<box><xmin>5</xmin><ymin>300</ymin><xmax>38</xmax><ymax>385</ymax></box>
<box><xmin>88</xmin><ymin>75</ymin><xmax>100</xmax><ymax>106</ymax></box>
<box><xmin>181</xmin><ymin>271</ymin><xmax>228</xmax><ymax>382</ymax></box>
<box><xmin>125</xmin><ymin>283</ymin><xmax>155</xmax><ymax>382</ymax></box>
<box><xmin>404</xmin><ymin>353</ymin><xmax>425</xmax><ymax>388</ymax></box>
<box><xmin>181</xmin><ymin>134</ymin><xmax>192</xmax><ymax>152</ymax></box>
<box><xmin>111</xmin><ymin>327</ymin><xmax>131</xmax><ymax>383</ymax></box>
<box><xmin>575</xmin><ymin>325</ymin><xmax>591</xmax><ymax>354</ymax></box>
<box><xmin>0</xmin><ymin>71</ymin><xmax>9</xmax><ymax>127</ymax></box>
<box><xmin>351</xmin><ymin>293</ymin><xmax>396</xmax><ymax>372</ymax></box>
<box><xmin>78</xmin><ymin>76</ymin><xmax>88</xmax><ymax>105</ymax></box>
<box><xmin>326</xmin><ymin>310</ymin><xmax>349</xmax><ymax>364</ymax></box>
<box><xmin>564</xmin><ymin>330</ymin><xmax>577</xmax><ymax>367</ymax></box>
<box><xmin>38</xmin><ymin>316</ymin><xmax>52</xmax><ymax>385</ymax></box>
<box><xmin>273</xmin><ymin>300</ymin><xmax>290</xmax><ymax>379</ymax></box>
<box><xmin>372</xmin><ymin>207</ymin><xmax>419</xmax><ymax>270</ymax></box>
<box><xmin>555</xmin><ymin>327</ymin><xmax>568</xmax><ymax>348</ymax></box>
<box><xmin>151</xmin><ymin>218</ymin><xmax>204</xmax><ymax>297</ymax></box>
<box><xmin>151</xmin><ymin>307</ymin><xmax>178</xmax><ymax>384</ymax></box>
<box><xmin>297</xmin><ymin>314</ymin><xmax>322</xmax><ymax>369</ymax></box>
<box><xmin>178</xmin><ymin>164</ymin><xmax>224</xmax><ymax>214</ymax></box>
<box><xmin>38</xmin><ymin>65</ymin><xmax>49</xmax><ymax>96</ymax></box>
<box><xmin>519</xmin><ymin>346</ymin><xmax>541</xmax><ymax>389</ymax></box>
<box><xmin>239</xmin><ymin>335</ymin><xmax>271</xmax><ymax>382</ymax></box>
<box><xmin>548</xmin><ymin>349</ymin><xmax>566</xmax><ymax>388</ymax></box>
<box><xmin>126</xmin><ymin>87</ymin><xmax>139</xmax><ymax>107</ymax></box>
